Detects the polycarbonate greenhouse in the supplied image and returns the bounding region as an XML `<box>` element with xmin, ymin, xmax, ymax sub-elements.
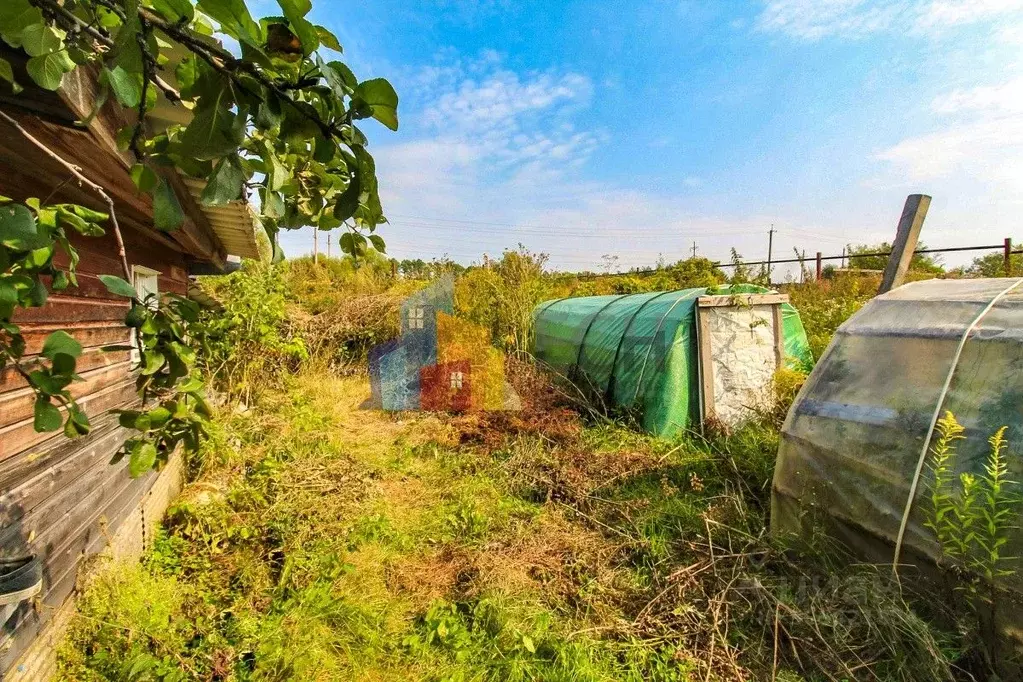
<box><xmin>532</xmin><ymin>284</ymin><xmax>812</xmax><ymax>438</ymax></box>
<box><xmin>772</xmin><ymin>279</ymin><xmax>1023</xmax><ymax>626</ymax></box>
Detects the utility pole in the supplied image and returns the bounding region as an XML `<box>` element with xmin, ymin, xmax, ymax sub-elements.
<box><xmin>691</xmin><ymin>241</ymin><xmax>697</xmax><ymax>258</ymax></box>
<box><xmin>841</xmin><ymin>247</ymin><xmax>846</xmax><ymax>269</ymax></box>
<box><xmin>327</xmin><ymin>232</ymin><xmax>331</xmax><ymax>260</ymax></box>
<box><xmin>313</xmin><ymin>227</ymin><xmax>318</xmax><ymax>265</ymax></box>
<box><xmin>766</xmin><ymin>224</ymin><xmax>775</xmax><ymax>284</ymax></box>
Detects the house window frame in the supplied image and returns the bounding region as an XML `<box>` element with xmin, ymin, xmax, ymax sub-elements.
<box><xmin>450</xmin><ymin>371</ymin><xmax>464</xmax><ymax>390</ymax></box>
<box><xmin>130</xmin><ymin>266</ymin><xmax>160</xmax><ymax>364</ymax></box>
<box><xmin>408</xmin><ymin>306</ymin><xmax>425</xmax><ymax>330</ymax></box>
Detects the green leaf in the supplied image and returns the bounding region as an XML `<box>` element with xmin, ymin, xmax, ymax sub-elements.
<box><xmin>142</xmin><ymin>350</ymin><xmax>165</xmax><ymax>375</ymax></box>
<box><xmin>353</xmin><ymin>78</ymin><xmax>399</xmax><ymax>131</ymax></box>
<box><xmin>129</xmin><ymin>441</ymin><xmax>158</xmax><ymax>477</ymax></box>
<box><xmin>26</xmin><ymin>50</ymin><xmax>75</xmax><ymax>91</ymax></box>
<box><xmin>125</xmin><ymin>305</ymin><xmax>147</xmax><ymax>328</ymax></box>
<box><xmin>130</xmin><ymin>163</ymin><xmax>158</xmax><ymax>192</ymax></box>
<box><xmin>0</xmin><ymin>57</ymin><xmax>22</xmax><ymax>94</ymax></box>
<box><xmin>0</xmin><ymin>0</ymin><xmax>44</xmax><ymax>49</ymax></box>
<box><xmin>200</xmin><ymin>155</ymin><xmax>245</xmax><ymax>206</ymax></box>
<box><xmin>29</xmin><ymin>369</ymin><xmax>65</xmax><ymax>395</ymax></box>
<box><xmin>196</xmin><ymin>0</ymin><xmax>263</xmax><ymax>47</ymax></box>
<box><xmin>340</xmin><ymin>231</ymin><xmax>354</xmax><ymax>255</ymax></box>
<box><xmin>368</xmin><ymin>234</ymin><xmax>386</xmax><ymax>253</ymax></box>
<box><xmin>105</xmin><ymin>65</ymin><xmax>143</xmax><ymax>108</ymax></box>
<box><xmin>33</xmin><ymin>396</ymin><xmax>62</xmax><ymax>432</ymax></box>
<box><xmin>64</xmin><ymin>404</ymin><xmax>91</xmax><ymax>437</ymax></box>
<box><xmin>42</xmin><ymin>330</ymin><xmax>82</xmax><ymax>360</ymax></box>
<box><xmin>0</xmin><ymin>202</ymin><xmax>42</xmax><ymax>249</ymax></box>
<box><xmin>147</xmin><ymin>406</ymin><xmax>172</xmax><ymax>428</ymax></box>
<box><xmin>276</xmin><ymin>0</ymin><xmax>318</xmax><ymax>55</ymax></box>
<box><xmin>20</xmin><ymin>23</ymin><xmax>62</xmax><ymax>57</ymax></box>
<box><xmin>151</xmin><ymin>0</ymin><xmax>194</xmax><ymax>22</ymax></box>
<box><xmin>25</xmin><ymin>245</ymin><xmax>54</xmax><ymax>268</ymax></box>
<box><xmin>179</xmin><ymin>97</ymin><xmax>242</xmax><ymax>159</ymax></box>
<box><xmin>255</xmin><ymin>92</ymin><xmax>284</xmax><ymax>130</ymax></box>
<box><xmin>315</xmin><ymin>25</ymin><xmax>342</xmax><ymax>52</ymax></box>
<box><xmin>321</xmin><ymin>59</ymin><xmax>356</xmax><ymax>97</ymax></box>
<box><xmin>333</xmin><ymin>175</ymin><xmax>359</xmax><ymax>222</ymax></box>
<box><xmin>152</xmin><ymin>177</ymin><xmax>184</xmax><ymax>231</ymax></box>
<box><xmin>26</xmin><ymin>279</ymin><xmax>47</xmax><ymax>307</ymax></box>
<box><xmin>98</xmin><ymin>274</ymin><xmax>137</xmax><ymax>298</ymax></box>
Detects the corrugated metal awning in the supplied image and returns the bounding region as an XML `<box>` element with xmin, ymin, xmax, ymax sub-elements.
<box><xmin>180</xmin><ymin>178</ymin><xmax>263</xmax><ymax>260</ymax></box>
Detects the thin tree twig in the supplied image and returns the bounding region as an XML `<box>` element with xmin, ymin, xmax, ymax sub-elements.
<box><xmin>0</xmin><ymin>109</ymin><xmax>132</xmax><ymax>282</ymax></box>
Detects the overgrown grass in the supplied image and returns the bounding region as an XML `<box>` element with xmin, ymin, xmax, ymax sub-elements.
<box><xmin>57</xmin><ymin>361</ymin><xmax>962</xmax><ymax>681</ymax></box>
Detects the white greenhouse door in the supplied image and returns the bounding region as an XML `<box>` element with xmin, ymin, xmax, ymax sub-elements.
<box><xmin>696</xmin><ymin>294</ymin><xmax>787</xmax><ymax>427</ymax></box>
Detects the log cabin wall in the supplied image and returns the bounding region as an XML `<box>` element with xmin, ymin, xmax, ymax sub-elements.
<box><xmin>0</xmin><ymin>101</ymin><xmax>211</xmax><ymax>675</ymax></box>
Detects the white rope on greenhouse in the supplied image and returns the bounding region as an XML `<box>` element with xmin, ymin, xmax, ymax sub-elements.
<box><xmin>892</xmin><ymin>277</ymin><xmax>1023</xmax><ymax>574</ymax></box>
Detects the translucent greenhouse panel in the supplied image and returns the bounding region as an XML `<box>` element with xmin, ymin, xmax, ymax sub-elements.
<box><xmin>773</xmin><ymin>279</ymin><xmax>1023</xmax><ymax>596</ymax></box>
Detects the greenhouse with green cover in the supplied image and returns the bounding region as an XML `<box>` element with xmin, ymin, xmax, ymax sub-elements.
<box><xmin>532</xmin><ymin>285</ymin><xmax>812</xmax><ymax>438</ymax></box>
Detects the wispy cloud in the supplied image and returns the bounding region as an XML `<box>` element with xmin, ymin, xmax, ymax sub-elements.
<box><xmin>877</xmin><ymin>77</ymin><xmax>1023</xmax><ymax>189</ymax></box>
<box><xmin>756</xmin><ymin>0</ymin><xmax>1023</xmax><ymax>40</ymax></box>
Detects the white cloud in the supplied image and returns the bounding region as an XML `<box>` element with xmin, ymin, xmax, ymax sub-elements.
<box><xmin>756</xmin><ymin>0</ymin><xmax>1023</xmax><ymax>39</ymax></box>
<box><xmin>877</xmin><ymin>76</ymin><xmax>1023</xmax><ymax>190</ymax></box>
<box><xmin>931</xmin><ymin>76</ymin><xmax>1023</xmax><ymax>114</ymax></box>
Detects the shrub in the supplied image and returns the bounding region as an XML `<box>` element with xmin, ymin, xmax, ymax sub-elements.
<box><xmin>193</xmin><ymin>260</ymin><xmax>307</xmax><ymax>401</ymax></box>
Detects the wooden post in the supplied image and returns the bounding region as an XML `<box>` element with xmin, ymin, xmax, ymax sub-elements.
<box><xmin>1004</xmin><ymin>237</ymin><xmax>1012</xmax><ymax>277</ymax></box>
<box><xmin>772</xmin><ymin>304</ymin><xmax>785</xmax><ymax>370</ymax></box>
<box><xmin>327</xmin><ymin>232</ymin><xmax>332</xmax><ymax>260</ymax></box>
<box><xmin>815</xmin><ymin>252</ymin><xmax>822</xmax><ymax>281</ymax></box>
<box><xmin>313</xmin><ymin>228</ymin><xmax>318</xmax><ymax>265</ymax></box>
<box><xmin>696</xmin><ymin>305</ymin><xmax>715</xmax><ymax>423</ymax></box>
<box><xmin>879</xmin><ymin>194</ymin><xmax>931</xmax><ymax>294</ymax></box>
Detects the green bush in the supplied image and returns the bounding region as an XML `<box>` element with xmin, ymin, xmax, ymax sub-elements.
<box><xmin>193</xmin><ymin>260</ymin><xmax>307</xmax><ymax>401</ymax></box>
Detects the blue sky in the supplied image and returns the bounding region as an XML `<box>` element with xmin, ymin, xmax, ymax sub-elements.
<box><xmin>274</xmin><ymin>0</ymin><xmax>1023</xmax><ymax>275</ymax></box>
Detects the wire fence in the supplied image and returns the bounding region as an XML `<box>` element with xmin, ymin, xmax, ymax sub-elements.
<box><xmin>564</xmin><ymin>239</ymin><xmax>1022</xmax><ymax>281</ymax></box>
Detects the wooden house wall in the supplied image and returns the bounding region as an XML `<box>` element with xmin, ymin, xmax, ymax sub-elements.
<box><xmin>0</xmin><ymin>109</ymin><xmax>198</xmax><ymax>673</ymax></box>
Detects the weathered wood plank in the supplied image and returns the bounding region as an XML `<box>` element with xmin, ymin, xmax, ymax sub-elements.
<box><xmin>0</xmin><ymin>420</ymin><xmax>127</xmax><ymax>524</ymax></box>
<box><xmin>772</xmin><ymin>304</ymin><xmax>785</xmax><ymax>370</ymax></box>
<box><xmin>0</xmin><ymin>466</ymin><xmax>155</xmax><ymax>671</ymax></box>
<box><xmin>696</xmin><ymin>306</ymin><xmax>715</xmax><ymax>422</ymax></box>
<box><xmin>11</xmin><ymin>296</ymin><xmax>128</xmax><ymax>325</ymax></box>
<box><xmin>18</xmin><ymin>323</ymin><xmax>129</xmax><ymax>356</ymax></box>
<box><xmin>0</xmin><ymin>361</ymin><xmax>132</xmax><ymax>426</ymax></box>
<box><xmin>0</xmin><ymin>443</ymin><xmax>138</xmax><ymax>555</ymax></box>
<box><xmin>0</xmin><ymin>380</ymin><xmax>136</xmax><ymax>461</ymax></box>
<box><xmin>696</xmin><ymin>293</ymin><xmax>789</xmax><ymax>308</ymax></box>
<box><xmin>0</xmin><ymin>347</ymin><xmax>129</xmax><ymax>393</ymax></box>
